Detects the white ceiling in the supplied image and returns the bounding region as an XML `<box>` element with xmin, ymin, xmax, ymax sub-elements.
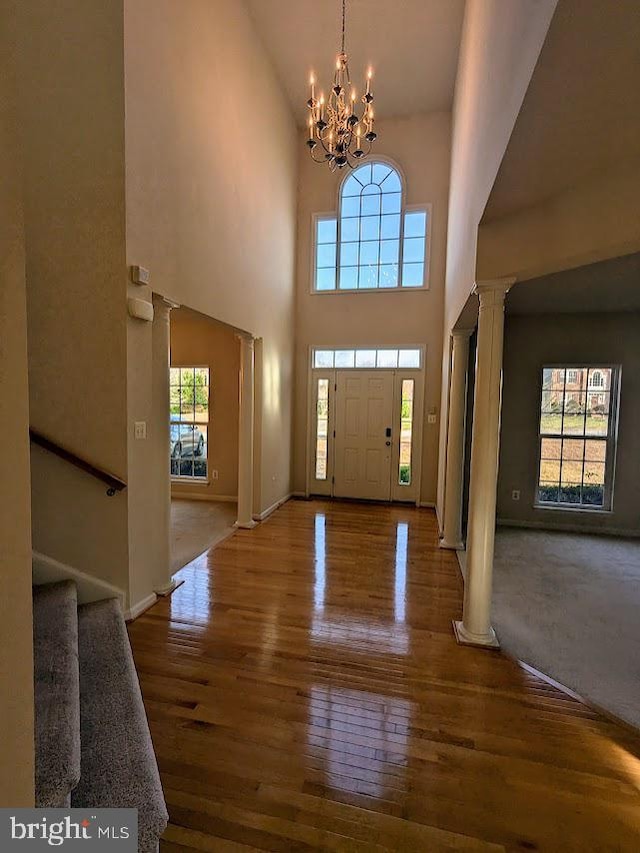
<box><xmin>246</xmin><ymin>0</ymin><xmax>465</xmax><ymax>126</ymax></box>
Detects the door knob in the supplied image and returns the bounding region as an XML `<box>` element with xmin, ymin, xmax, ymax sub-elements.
<box><xmin>385</xmin><ymin>440</ymin><xmax>391</xmax><ymax>446</ymax></box>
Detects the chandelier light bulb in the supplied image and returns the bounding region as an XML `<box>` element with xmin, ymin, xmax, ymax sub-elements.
<box><xmin>303</xmin><ymin>0</ymin><xmax>378</xmax><ymax>171</ymax></box>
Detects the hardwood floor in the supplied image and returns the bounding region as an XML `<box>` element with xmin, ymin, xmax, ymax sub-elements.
<box><xmin>128</xmin><ymin>500</ymin><xmax>640</xmax><ymax>852</ymax></box>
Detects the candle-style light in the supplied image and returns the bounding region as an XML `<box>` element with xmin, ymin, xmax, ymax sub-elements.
<box><xmin>305</xmin><ymin>0</ymin><xmax>378</xmax><ymax>171</ymax></box>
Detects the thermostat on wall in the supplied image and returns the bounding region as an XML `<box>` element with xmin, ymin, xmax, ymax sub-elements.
<box><xmin>131</xmin><ymin>265</ymin><xmax>150</xmax><ymax>286</ymax></box>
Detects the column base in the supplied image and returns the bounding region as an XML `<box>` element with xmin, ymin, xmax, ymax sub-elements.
<box><xmin>452</xmin><ymin>619</ymin><xmax>500</xmax><ymax>649</ymax></box>
<box><xmin>439</xmin><ymin>539</ymin><xmax>464</xmax><ymax>551</ymax></box>
<box><xmin>234</xmin><ymin>519</ymin><xmax>258</xmax><ymax>530</ymax></box>
<box><xmin>154</xmin><ymin>577</ymin><xmax>184</xmax><ymax>597</ymax></box>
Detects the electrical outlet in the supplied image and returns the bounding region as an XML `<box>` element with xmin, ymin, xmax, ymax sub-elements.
<box><xmin>511</xmin><ymin>489</ymin><xmax>521</xmax><ymax>501</ymax></box>
<box><xmin>211</xmin><ymin>470</ymin><xmax>219</xmax><ymax>480</ymax></box>
<box><xmin>427</xmin><ymin>414</ymin><xmax>437</xmax><ymax>425</ymax></box>
<box><xmin>134</xmin><ymin>421</ymin><xmax>147</xmax><ymax>440</ymax></box>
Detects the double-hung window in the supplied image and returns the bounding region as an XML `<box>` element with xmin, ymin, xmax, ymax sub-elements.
<box><xmin>537</xmin><ymin>366</ymin><xmax>619</xmax><ymax>510</ymax></box>
<box><xmin>314</xmin><ymin>161</ymin><xmax>429</xmax><ymax>292</ymax></box>
<box><xmin>170</xmin><ymin>367</ymin><xmax>210</xmax><ymax>479</ymax></box>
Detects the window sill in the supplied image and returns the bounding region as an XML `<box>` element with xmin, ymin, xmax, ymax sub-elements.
<box><xmin>171</xmin><ymin>477</ymin><xmax>210</xmax><ymax>485</ymax></box>
<box><xmin>534</xmin><ymin>503</ymin><xmax>612</xmax><ymax>515</ymax></box>
<box><xmin>311</xmin><ymin>285</ymin><xmax>429</xmax><ymax>295</ymax></box>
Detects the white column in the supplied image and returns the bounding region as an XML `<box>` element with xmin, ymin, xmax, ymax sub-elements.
<box><xmin>152</xmin><ymin>294</ymin><xmax>180</xmax><ymax>595</ymax></box>
<box><xmin>236</xmin><ymin>334</ymin><xmax>257</xmax><ymax>529</ymax></box>
<box><xmin>453</xmin><ymin>278</ymin><xmax>514</xmax><ymax>648</ymax></box>
<box><xmin>440</xmin><ymin>329</ymin><xmax>473</xmax><ymax>550</ymax></box>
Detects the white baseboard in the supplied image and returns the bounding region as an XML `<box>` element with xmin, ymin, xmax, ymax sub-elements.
<box><xmin>418</xmin><ymin>501</ymin><xmax>436</xmax><ymax>509</ymax></box>
<box><xmin>497</xmin><ymin>517</ymin><xmax>639</xmax><ymax>538</ymax></box>
<box><xmin>125</xmin><ymin>592</ymin><xmax>158</xmax><ymax>622</ymax></box>
<box><xmin>171</xmin><ymin>492</ymin><xmax>237</xmax><ymax>503</ymax></box>
<box><xmin>32</xmin><ymin>550</ymin><xmax>126</xmax><ymax>609</ymax></box>
<box><xmin>253</xmin><ymin>493</ymin><xmax>292</xmax><ymax>522</ymax></box>
<box><xmin>291</xmin><ymin>491</ymin><xmax>307</xmax><ymax>499</ymax></box>
<box><xmin>435</xmin><ymin>502</ymin><xmax>443</xmax><ymax>535</ymax></box>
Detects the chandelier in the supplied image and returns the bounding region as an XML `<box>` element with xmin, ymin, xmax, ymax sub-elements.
<box><xmin>305</xmin><ymin>0</ymin><xmax>377</xmax><ymax>171</ymax></box>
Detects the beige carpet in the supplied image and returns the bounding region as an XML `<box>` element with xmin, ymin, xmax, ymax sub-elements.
<box><xmin>492</xmin><ymin>528</ymin><xmax>640</xmax><ymax>729</ymax></box>
<box><xmin>170</xmin><ymin>499</ymin><xmax>237</xmax><ymax>571</ymax></box>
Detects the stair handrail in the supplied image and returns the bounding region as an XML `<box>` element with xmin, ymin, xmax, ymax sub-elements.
<box><xmin>29</xmin><ymin>428</ymin><xmax>127</xmax><ymax>497</ymax></box>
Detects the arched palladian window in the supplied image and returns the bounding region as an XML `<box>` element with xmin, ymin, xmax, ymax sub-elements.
<box><xmin>313</xmin><ymin>161</ymin><xmax>429</xmax><ymax>292</ymax></box>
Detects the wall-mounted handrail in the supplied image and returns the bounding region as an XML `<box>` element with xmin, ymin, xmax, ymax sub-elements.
<box><xmin>29</xmin><ymin>428</ymin><xmax>127</xmax><ymax>496</ymax></box>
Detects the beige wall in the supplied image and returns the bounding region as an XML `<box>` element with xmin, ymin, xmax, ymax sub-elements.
<box><xmin>498</xmin><ymin>312</ymin><xmax>640</xmax><ymax>535</ymax></box>
<box><xmin>436</xmin><ymin>0</ymin><xmax>556</xmax><ymax>517</ymax></box>
<box><xmin>293</xmin><ymin>114</ymin><xmax>451</xmax><ymax>503</ymax></box>
<box><xmin>477</xmin><ymin>159</ymin><xmax>640</xmax><ymax>283</ymax></box>
<box><xmin>124</xmin><ymin>0</ymin><xmax>297</xmax><ymax>520</ymax></box>
<box><xmin>16</xmin><ymin>0</ymin><xmax>130</xmax><ymax>593</ymax></box>
<box><xmin>170</xmin><ymin>308</ymin><xmax>240</xmax><ymax>500</ymax></box>
<box><xmin>0</xmin><ymin>4</ymin><xmax>34</xmax><ymax>805</ymax></box>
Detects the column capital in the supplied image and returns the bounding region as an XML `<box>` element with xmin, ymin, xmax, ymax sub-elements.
<box><xmin>152</xmin><ymin>292</ymin><xmax>180</xmax><ymax>311</ymax></box>
<box><xmin>473</xmin><ymin>277</ymin><xmax>516</xmax><ymax>298</ymax></box>
<box><xmin>451</xmin><ymin>327</ymin><xmax>474</xmax><ymax>340</ymax></box>
<box><xmin>235</xmin><ymin>332</ymin><xmax>256</xmax><ymax>348</ymax></box>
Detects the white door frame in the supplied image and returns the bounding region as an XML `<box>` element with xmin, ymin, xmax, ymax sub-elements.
<box><xmin>305</xmin><ymin>347</ymin><xmax>425</xmax><ymax>504</ymax></box>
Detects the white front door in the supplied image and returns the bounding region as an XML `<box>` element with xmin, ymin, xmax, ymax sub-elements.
<box><xmin>334</xmin><ymin>371</ymin><xmax>394</xmax><ymax>500</ymax></box>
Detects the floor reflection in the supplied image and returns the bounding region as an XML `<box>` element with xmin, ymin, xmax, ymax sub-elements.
<box><xmin>168</xmin><ymin>557</ymin><xmax>213</xmax><ymax>627</ymax></box>
<box><xmin>311</xmin><ymin>514</ymin><xmax>410</xmax><ymax>654</ymax></box>
<box><xmin>395</xmin><ymin>522</ymin><xmax>408</xmax><ymax>623</ymax></box>
<box><xmin>308</xmin><ymin>685</ymin><xmax>412</xmax><ymax>799</ymax></box>
<box><xmin>314</xmin><ymin>512</ymin><xmax>326</xmax><ymax>612</ymax></box>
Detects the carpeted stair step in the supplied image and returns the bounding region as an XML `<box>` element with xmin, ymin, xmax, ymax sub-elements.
<box><xmin>71</xmin><ymin>598</ymin><xmax>168</xmax><ymax>852</ymax></box>
<box><xmin>33</xmin><ymin>580</ymin><xmax>81</xmax><ymax>807</ymax></box>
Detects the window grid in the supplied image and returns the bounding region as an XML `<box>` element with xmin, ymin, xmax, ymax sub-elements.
<box><xmin>537</xmin><ymin>367</ymin><xmax>615</xmax><ymax>508</ymax></box>
<box><xmin>314</xmin><ymin>161</ymin><xmax>428</xmax><ymax>292</ymax></box>
<box><xmin>170</xmin><ymin>366</ymin><xmax>210</xmax><ymax>480</ymax></box>
<box><xmin>312</xmin><ymin>348</ymin><xmax>421</xmax><ymax>370</ymax></box>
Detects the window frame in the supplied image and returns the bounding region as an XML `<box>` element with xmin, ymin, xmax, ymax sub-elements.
<box><xmin>310</xmin><ymin>346</ymin><xmax>424</xmax><ymax>371</ymax></box>
<box><xmin>310</xmin><ymin>160</ymin><xmax>432</xmax><ymax>295</ymax></box>
<box><xmin>305</xmin><ymin>344</ymin><xmax>425</xmax><ymax>504</ymax></box>
<box><xmin>534</xmin><ymin>364</ymin><xmax>621</xmax><ymax>513</ymax></box>
<box><xmin>170</xmin><ymin>364</ymin><xmax>210</xmax><ymax>483</ymax></box>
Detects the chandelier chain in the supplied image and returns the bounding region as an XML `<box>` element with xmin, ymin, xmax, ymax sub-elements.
<box><xmin>341</xmin><ymin>0</ymin><xmax>346</xmax><ymax>55</ymax></box>
<box><xmin>304</xmin><ymin>0</ymin><xmax>377</xmax><ymax>171</ymax></box>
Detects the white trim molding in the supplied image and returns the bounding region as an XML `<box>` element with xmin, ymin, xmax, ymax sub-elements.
<box><xmin>32</xmin><ymin>550</ymin><xmax>126</xmax><ymax>609</ymax></box>
<box><xmin>125</xmin><ymin>592</ymin><xmax>158</xmax><ymax>623</ymax></box>
<box><xmin>253</xmin><ymin>493</ymin><xmax>292</xmax><ymax>522</ymax></box>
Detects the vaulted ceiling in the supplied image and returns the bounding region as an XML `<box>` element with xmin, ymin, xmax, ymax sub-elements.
<box><xmin>483</xmin><ymin>0</ymin><xmax>640</xmax><ymax>223</ymax></box>
<box><xmin>246</xmin><ymin>0</ymin><xmax>465</xmax><ymax>126</ymax></box>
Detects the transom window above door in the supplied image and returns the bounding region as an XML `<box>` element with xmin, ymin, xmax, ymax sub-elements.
<box><xmin>313</xmin><ymin>347</ymin><xmax>422</xmax><ymax>369</ymax></box>
<box><xmin>313</xmin><ymin>161</ymin><xmax>429</xmax><ymax>292</ymax></box>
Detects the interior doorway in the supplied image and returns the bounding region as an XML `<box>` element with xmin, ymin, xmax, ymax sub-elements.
<box><xmin>168</xmin><ymin>306</ymin><xmax>240</xmax><ymax>570</ymax></box>
<box><xmin>307</xmin><ymin>347</ymin><xmax>424</xmax><ymax>504</ymax></box>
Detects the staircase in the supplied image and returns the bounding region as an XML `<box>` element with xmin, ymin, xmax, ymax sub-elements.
<box><xmin>33</xmin><ymin>581</ymin><xmax>168</xmax><ymax>851</ymax></box>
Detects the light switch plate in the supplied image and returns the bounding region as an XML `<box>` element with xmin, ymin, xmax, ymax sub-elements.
<box><xmin>134</xmin><ymin>421</ymin><xmax>147</xmax><ymax>440</ymax></box>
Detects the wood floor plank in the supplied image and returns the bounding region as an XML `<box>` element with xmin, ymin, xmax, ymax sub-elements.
<box><xmin>130</xmin><ymin>500</ymin><xmax>640</xmax><ymax>851</ymax></box>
